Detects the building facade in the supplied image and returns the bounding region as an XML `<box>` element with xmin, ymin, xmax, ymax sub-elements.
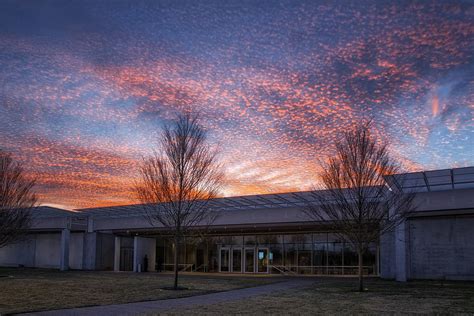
<box><xmin>0</xmin><ymin>167</ymin><xmax>473</xmax><ymax>281</ymax></box>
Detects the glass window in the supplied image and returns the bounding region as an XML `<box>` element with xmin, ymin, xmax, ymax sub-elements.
<box><xmin>298</xmin><ymin>250</ymin><xmax>312</xmax><ymax>274</ymax></box>
<box><xmin>256</xmin><ymin>234</ymin><xmax>282</xmax><ymax>245</ymax></box>
<box><xmin>232</xmin><ymin>248</ymin><xmax>242</xmax><ymax>272</ymax></box>
<box><xmin>245</xmin><ymin>248</ymin><xmax>255</xmax><ymax>272</ymax></box>
<box><xmin>363</xmin><ymin>244</ymin><xmax>377</xmax><ymax>275</ymax></box>
<box><xmin>257</xmin><ymin>248</ymin><xmax>269</xmax><ymax>272</ymax></box>
<box><xmin>220</xmin><ymin>248</ymin><xmax>230</xmax><ymax>272</ymax></box>
<box><xmin>219</xmin><ymin>236</ymin><xmax>234</xmax><ymax>246</ymax></box>
<box><xmin>313</xmin><ymin>242</ymin><xmax>327</xmax><ymax>266</ymax></box>
<box><xmin>284</xmin><ymin>243</ymin><xmax>297</xmax><ymax>268</ymax></box>
<box><xmin>269</xmin><ymin>245</ymin><xmax>283</xmax><ymax>266</ymax></box>
<box><xmin>327</xmin><ymin>233</ymin><xmax>344</xmax><ymax>243</ymax></box>
<box><xmin>343</xmin><ymin>243</ymin><xmax>358</xmax><ymax>267</ymax></box>
<box><xmin>312</xmin><ymin>233</ymin><xmax>328</xmax><ymax>242</ymax></box>
<box><xmin>207</xmin><ymin>245</ymin><xmax>218</xmax><ymax>272</ymax></box>
<box><xmin>285</xmin><ymin>234</ymin><xmax>308</xmax><ymax>244</ymax></box>
<box><xmin>244</xmin><ymin>235</ymin><xmax>256</xmax><ymax>245</ymax></box>
<box><xmin>327</xmin><ymin>242</ymin><xmax>343</xmax><ymax>274</ymax></box>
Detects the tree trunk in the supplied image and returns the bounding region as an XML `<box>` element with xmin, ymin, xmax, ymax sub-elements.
<box><xmin>174</xmin><ymin>236</ymin><xmax>179</xmax><ymax>290</ymax></box>
<box><xmin>358</xmin><ymin>248</ymin><xmax>364</xmax><ymax>292</ymax></box>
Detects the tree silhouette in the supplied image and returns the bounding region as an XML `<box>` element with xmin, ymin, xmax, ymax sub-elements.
<box><xmin>0</xmin><ymin>149</ymin><xmax>37</xmax><ymax>248</ymax></box>
<box><xmin>136</xmin><ymin>113</ymin><xmax>223</xmax><ymax>289</ymax></box>
<box><xmin>302</xmin><ymin>122</ymin><xmax>416</xmax><ymax>291</ymax></box>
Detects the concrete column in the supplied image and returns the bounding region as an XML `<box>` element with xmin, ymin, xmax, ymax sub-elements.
<box><xmin>114</xmin><ymin>236</ymin><xmax>121</xmax><ymax>272</ymax></box>
<box><xmin>87</xmin><ymin>216</ymin><xmax>94</xmax><ymax>233</ymax></box>
<box><xmin>395</xmin><ymin>220</ymin><xmax>408</xmax><ymax>281</ymax></box>
<box><xmin>133</xmin><ymin>237</ymin><xmax>138</xmax><ymax>272</ymax></box>
<box><xmin>60</xmin><ymin>229</ymin><xmax>70</xmax><ymax>271</ymax></box>
<box><xmin>82</xmin><ymin>232</ymin><xmax>97</xmax><ymax>270</ymax></box>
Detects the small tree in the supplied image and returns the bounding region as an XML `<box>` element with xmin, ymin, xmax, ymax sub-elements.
<box><xmin>303</xmin><ymin>122</ymin><xmax>416</xmax><ymax>291</ymax></box>
<box><xmin>0</xmin><ymin>149</ymin><xmax>37</xmax><ymax>248</ymax></box>
<box><xmin>136</xmin><ymin>113</ymin><xmax>223</xmax><ymax>290</ymax></box>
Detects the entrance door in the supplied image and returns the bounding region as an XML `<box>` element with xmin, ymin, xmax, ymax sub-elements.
<box><xmin>232</xmin><ymin>248</ymin><xmax>242</xmax><ymax>273</ymax></box>
<box><xmin>219</xmin><ymin>248</ymin><xmax>230</xmax><ymax>272</ymax></box>
<box><xmin>257</xmin><ymin>248</ymin><xmax>269</xmax><ymax>273</ymax></box>
<box><xmin>244</xmin><ymin>248</ymin><xmax>255</xmax><ymax>273</ymax></box>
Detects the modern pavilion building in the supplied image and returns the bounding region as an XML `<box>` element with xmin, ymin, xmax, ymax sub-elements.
<box><xmin>0</xmin><ymin>166</ymin><xmax>473</xmax><ymax>281</ymax></box>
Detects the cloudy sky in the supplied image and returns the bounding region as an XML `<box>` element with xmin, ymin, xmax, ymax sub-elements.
<box><xmin>0</xmin><ymin>0</ymin><xmax>473</xmax><ymax>209</ymax></box>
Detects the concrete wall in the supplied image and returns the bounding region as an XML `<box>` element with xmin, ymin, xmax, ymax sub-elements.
<box><xmin>82</xmin><ymin>232</ymin><xmax>97</xmax><ymax>270</ymax></box>
<box><xmin>379</xmin><ymin>229</ymin><xmax>395</xmax><ymax>279</ymax></box>
<box><xmin>413</xmin><ymin>188</ymin><xmax>474</xmax><ymax>213</ymax></box>
<box><xmin>0</xmin><ymin>235</ymin><xmax>36</xmax><ymax>267</ymax></box>
<box><xmin>0</xmin><ymin>232</ymin><xmax>85</xmax><ymax>270</ymax></box>
<box><xmin>34</xmin><ymin>233</ymin><xmax>61</xmax><ymax>268</ymax></box>
<box><xmin>133</xmin><ymin>236</ymin><xmax>156</xmax><ymax>272</ymax></box>
<box><xmin>69</xmin><ymin>232</ymin><xmax>84</xmax><ymax>269</ymax></box>
<box><xmin>409</xmin><ymin>215</ymin><xmax>474</xmax><ymax>280</ymax></box>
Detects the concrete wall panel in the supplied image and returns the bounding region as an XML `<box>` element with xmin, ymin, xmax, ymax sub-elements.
<box><xmin>380</xmin><ymin>229</ymin><xmax>395</xmax><ymax>279</ymax></box>
<box><xmin>409</xmin><ymin>215</ymin><xmax>474</xmax><ymax>279</ymax></box>
<box><xmin>82</xmin><ymin>232</ymin><xmax>97</xmax><ymax>270</ymax></box>
<box><xmin>34</xmin><ymin>233</ymin><xmax>61</xmax><ymax>269</ymax></box>
<box><xmin>0</xmin><ymin>236</ymin><xmax>36</xmax><ymax>267</ymax></box>
<box><xmin>69</xmin><ymin>232</ymin><xmax>84</xmax><ymax>269</ymax></box>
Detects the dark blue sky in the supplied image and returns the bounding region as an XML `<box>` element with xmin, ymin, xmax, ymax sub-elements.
<box><xmin>0</xmin><ymin>0</ymin><xmax>473</xmax><ymax>208</ymax></box>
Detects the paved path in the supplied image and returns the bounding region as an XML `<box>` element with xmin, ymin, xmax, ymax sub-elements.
<box><xmin>20</xmin><ymin>279</ymin><xmax>314</xmax><ymax>316</ymax></box>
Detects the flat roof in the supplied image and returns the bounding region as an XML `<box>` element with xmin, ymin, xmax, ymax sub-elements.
<box><xmin>78</xmin><ymin>191</ymin><xmax>320</xmax><ymax>218</ymax></box>
<box><xmin>385</xmin><ymin>166</ymin><xmax>474</xmax><ymax>193</ymax></box>
<box><xmin>29</xmin><ymin>206</ymin><xmax>78</xmax><ymax>218</ymax></box>
<box><xmin>76</xmin><ymin>166</ymin><xmax>474</xmax><ymax>218</ymax></box>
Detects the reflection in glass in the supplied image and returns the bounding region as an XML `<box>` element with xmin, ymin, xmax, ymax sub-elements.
<box><xmin>232</xmin><ymin>248</ymin><xmax>242</xmax><ymax>272</ymax></box>
<box><xmin>257</xmin><ymin>248</ymin><xmax>268</xmax><ymax>272</ymax></box>
<box><xmin>245</xmin><ymin>248</ymin><xmax>255</xmax><ymax>272</ymax></box>
<box><xmin>220</xmin><ymin>248</ymin><xmax>230</xmax><ymax>272</ymax></box>
<box><xmin>244</xmin><ymin>235</ymin><xmax>256</xmax><ymax>245</ymax></box>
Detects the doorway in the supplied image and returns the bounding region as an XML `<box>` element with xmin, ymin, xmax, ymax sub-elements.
<box><xmin>219</xmin><ymin>247</ymin><xmax>270</xmax><ymax>273</ymax></box>
<box><xmin>219</xmin><ymin>247</ymin><xmax>230</xmax><ymax>272</ymax></box>
<box><xmin>244</xmin><ymin>248</ymin><xmax>255</xmax><ymax>273</ymax></box>
<box><xmin>232</xmin><ymin>248</ymin><xmax>242</xmax><ymax>273</ymax></box>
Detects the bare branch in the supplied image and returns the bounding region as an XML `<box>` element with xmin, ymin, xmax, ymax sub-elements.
<box><xmin>301</xmin><ymin>121</ymin><xmax>417</xmax><ymax>291</ymax></box>
<box><xmin>0</xmin><ymin>149</ymin><xmax>37</xmax><ymax>248</ymax></box>
<box><xmin>134</xmin><ymin>112</ymin><xmax>223</xmax><ymax>288</ymax></box>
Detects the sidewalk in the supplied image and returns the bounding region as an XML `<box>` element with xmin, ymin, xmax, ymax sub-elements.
<box><xmin>20</xmin><ymin>279</ymin><xmax>314</xmax><ymax>316</ymax></box>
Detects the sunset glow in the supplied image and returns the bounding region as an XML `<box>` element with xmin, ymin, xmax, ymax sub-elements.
<box><xmin>0</xmin><ymin>1</ymin><xmax>473</xmax><ymax>209</ymax></box>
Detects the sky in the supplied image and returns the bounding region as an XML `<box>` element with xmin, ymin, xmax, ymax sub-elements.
<box><xmin>0</xmin><ymin>0</ymin><xmax>473</xmax><ymax>210</ymax></box>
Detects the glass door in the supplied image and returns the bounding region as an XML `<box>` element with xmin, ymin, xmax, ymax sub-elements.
<box><xmin>257</xmin><ymin>248</ymin><xmax>269</xmax><ymax>273</ymax></box>
<box><xmin>244</xmin><ymin>248</ymin><xmax>255</xmax><ymax>273</ymax></box>
<box><xmin>219</xmin><ymin>247</ymin><xmax>230</xmax><ymax>272</ymax></box>
<box><xmin>232</xmin><ymin>248</ymin><xmax>242</xmax><ymax>273</ymax></box>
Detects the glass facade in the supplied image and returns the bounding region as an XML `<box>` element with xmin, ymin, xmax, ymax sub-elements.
<box><xmin>155</xmin><ymin>232</ymin><xmax>378</xmax><ymax>275</ymax></box>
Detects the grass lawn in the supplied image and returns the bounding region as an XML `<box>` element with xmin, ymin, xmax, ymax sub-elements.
<box><xmin>0</xmin><ymin>268</ymin><xmax>279</xmax><ymax>315</ymax></box>
<box><xmin>165</xmin><ymin>277</ymin><xmax>474</xmax><ymax>315</ymax></box>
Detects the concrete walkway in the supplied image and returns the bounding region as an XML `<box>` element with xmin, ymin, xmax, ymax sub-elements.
<box><xmin>20</xmin><ymin>279</ymin><xmax>314</xmax><ymax>316</ymax></box>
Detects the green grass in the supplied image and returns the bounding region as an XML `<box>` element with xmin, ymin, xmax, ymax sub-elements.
<box><xmin>163</xmin><ymin>278</ymin><xmax>474</xmax><ymax>315</ymax></box>
<box><xmin>0</xmin><ymin>268</ymin><xmax>278</xmax><ymax>314</ymax></box>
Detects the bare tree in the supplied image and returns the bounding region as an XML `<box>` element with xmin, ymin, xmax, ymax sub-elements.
<box><xmin>0</xmin><ymin>149</ymin><xmax>37</xmax><ymax>248</ymax></box>
<box><xmin>302</xmin><ymin>122</ymin><xmax>416</xmax><ymax>291</ymax></box>
<box><xmin>136</xmin><ymin>113</ymin><xmax>223</xmax><ymax>290</ymax></box>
